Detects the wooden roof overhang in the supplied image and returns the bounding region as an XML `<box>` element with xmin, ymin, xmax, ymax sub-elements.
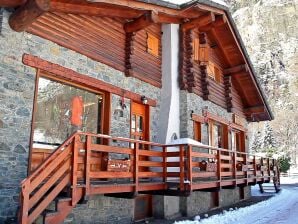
<box><xmin>0</xmin><ymin>0</ymin><xmax>273</xmax><ymax>122</ymax></box>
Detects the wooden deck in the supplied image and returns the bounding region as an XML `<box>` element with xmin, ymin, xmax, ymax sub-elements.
<box><xmin>19</xmin><ymin>132</ymin><xmax>280</xmax><ymax>224</ymax></box>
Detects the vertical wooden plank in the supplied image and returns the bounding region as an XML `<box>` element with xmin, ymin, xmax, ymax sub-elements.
<box><xmin>179</xmin><ymin>145</ymin><xmax>184</xmax><ymax>191</ymax></box>
<box><xmin>85</xmin><ymin>135</ymin><xmax>91</xmax><ymax>198</ymax></box>
<box><xmin>72</xmin><ymin>135</ymin><xmax>79</xmax><ymax>206</ymax></box>
<box><xmin>267</xmin><ymin>158</ymin><xmax>271</xmax><ymax>181</ymax></box>
<box><xmin>162</xmin><ymin>146</ymin><xmax>166</xmax><ymax>183</ymax></box>
<box><xmin>134</xmin><ymin>142</ymin><xmax>139</xmax><ymax>193</ymax></box>
<box><xmin>188</xmin><ymin>145</ymin><xmax>193</xmax><ymax>191</ymax></box>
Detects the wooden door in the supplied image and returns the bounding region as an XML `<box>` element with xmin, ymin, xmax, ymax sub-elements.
<box><xmin>131</xmin><ymin>102</ymin><xmax>152</xmax><ymax>221</ymax></box>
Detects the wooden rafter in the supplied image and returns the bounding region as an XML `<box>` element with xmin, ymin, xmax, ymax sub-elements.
<box><xmin>182</xmin><ymin>12</ymin><xmax>215</xmax><ymax>31</ymax></box>
<box><xmin>199</xmin><ymin>14</ymin><xmax>227</xmax><ymax>32</ymax></box>
<box><xmin>224</xmin><ymin>64</ymin><xmax>248</xmax><ymax>75</ymax></box>
<box><xmin>0</xmin><ymin>0</ymin><xmax>26</xmax><ymax>7</ymax></box>
<box><xmin>124</xmin><ymin>11</ymin><xmax>159</xmax><ymax>33</ymax></box>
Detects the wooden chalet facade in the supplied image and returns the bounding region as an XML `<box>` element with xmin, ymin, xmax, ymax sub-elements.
<box><xmin>0</xmin><ymin>0</ymin><xmax>278</xmax><ymax>223</ymax></box>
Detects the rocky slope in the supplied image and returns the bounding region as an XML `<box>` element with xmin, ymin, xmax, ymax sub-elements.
<box><xmin>225</xmin><ymin>0</ymin><xmax>298</xmax><ymax>165</ymax></box>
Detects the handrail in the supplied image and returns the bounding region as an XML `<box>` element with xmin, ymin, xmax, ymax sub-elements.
<box><xmin>22</xmin><ymin>132</ymin><xmax>78</xmax><ymax>186</ymax></box>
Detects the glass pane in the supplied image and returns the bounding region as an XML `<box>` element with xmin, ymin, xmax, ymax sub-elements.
<box><xmin>131</xmin><ymin>115</ymin><xmax>136</xmax><ymax>132</ymax></box>
<box><xmin>33</xmin><ymin>77</ymin><xmax>102</xmax><ymax>148</ymax></box>
<box><xmin>138</xmin><ymin>116</ymin><xmax>143</xmax><ymax>133</ymax></box>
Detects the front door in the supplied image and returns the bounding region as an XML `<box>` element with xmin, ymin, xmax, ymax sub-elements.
<box><xmin>131</xmin><ymin>102</ymin><xmax>152</xmax><ymax>221</ymax></box>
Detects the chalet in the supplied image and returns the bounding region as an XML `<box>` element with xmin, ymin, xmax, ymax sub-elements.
<box><xmin>0</xmin><ymin>0</ymin><xmax>279</xmax><ymax>223</ymax></box>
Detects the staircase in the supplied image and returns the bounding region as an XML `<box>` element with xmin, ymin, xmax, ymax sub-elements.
<box><xmin>19</xmin><ymin>132</ymin><xmax>84</xmax><ymax>224</ymax></box>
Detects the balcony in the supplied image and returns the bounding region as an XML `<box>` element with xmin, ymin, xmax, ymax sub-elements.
<box><xmin>20</xmin><ymin>132</ymin><xmax>280</xmax><ymax>224</ymax></box>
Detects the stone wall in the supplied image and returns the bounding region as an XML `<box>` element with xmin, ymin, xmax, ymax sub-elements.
<box><xmin>179</xmin><ymin>90</ymin><xmax>251</xmax><ymax>216</ymax></box>
<box><xmin>0</xmin><ymin>10</ymin><xmax>161</xmax><ymax>223</ymax></box>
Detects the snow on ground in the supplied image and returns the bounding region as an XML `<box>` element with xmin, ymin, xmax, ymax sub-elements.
<box><xmin>174</xmin><ymin>177</ymin><xmax>298</xmax><ymax>224</ymax></box>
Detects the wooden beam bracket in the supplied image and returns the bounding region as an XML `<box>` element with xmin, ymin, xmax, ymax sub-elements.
<box><xmin>124</xmin><ymin>11</ymin><xmax>159</xmax><ymax>33</ymax></box>
<box><xmin>182</xmin><ymin>12</ymin><xmax>215</xmax><ymax>31</ymax></box>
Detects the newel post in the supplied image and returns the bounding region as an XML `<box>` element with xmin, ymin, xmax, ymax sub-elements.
<box><xmin>85</xmin><ymin>135</ymin><xmax>91</xmax><ymax>199</ymax></box>
<box><xmin>134</xmin><ymin>142</ymin><xmax>139</xmax><ymax>194</ymax></box>
<box><xmin>179</xmin><ymin>145</ymin><xmax>185</xmax><ymax>191</ymax></box>
<box><xmin>20</xmin><ymin>181</ymin><xmax>30</xmax><ymax>224</ymax></box>
<box><xmin>188</xmin><ymin>145</ymin><xmax>193</xmax><ymax>191</ymax></box>
<box><xmin>162</xmin><ymin>146</ymin><xmax>167</xmax><ymax>183</ymax></box>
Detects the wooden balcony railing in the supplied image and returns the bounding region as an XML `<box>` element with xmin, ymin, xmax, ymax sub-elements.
<box><xmin>19</xmin><ymin>132</ymin><xmax>280</xmax><ymax>224</ymax></box>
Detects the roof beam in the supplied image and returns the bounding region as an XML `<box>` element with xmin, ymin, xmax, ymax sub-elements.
<box><xmin>124</xmin><ymin>11</ymin><xmax>159</xmax><ymax>33</ymax></box>
<box><xmin>0</xmin><ymin>0</ymin><xmax>26</xmax><ymax>7</ymax></box>
<box><xmin>199</xmin><ymin>14</ymin><xmax>227</xmax><ymax>32</ymax></box>
<box><xmin>182</xmin><ymin>12</ymin><xmax>215</xmax><ymax>31</ymax></box>
<box><xmin>9</xmin><ymin>0</ymin><xmax>48</xmax><ymax>32</ymax></box>
<box><xmin>224</xmin><ymin>64</ymin><xmax>249</xmax><ymax>75</ymax></box>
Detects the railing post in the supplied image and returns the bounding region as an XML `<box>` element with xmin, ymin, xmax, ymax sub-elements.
<box><xmin>253</xmin><ymin>155</ymin><xmax>257</xmax><ymax>183</ymax></box>
<box><xmin>134</xmin><ymin>142</ymin><xmax>139</xmax><ymax>194</ymax></box>
<box><xmin>162</xmin><ymin>146</ymin><xmax>167</xmax><ymax>184</ymax></box>
<box><xmin>217</xmin><ymin>150</ymin><xmax>221</xmax><ymax>188</ymax></box>
<box><xmin>260</xmin><ymin>157</ymin><xmax>264</xmax><ymax>181</ymax></box>
<box><xmin>85</xmin><ymin>135</ymin><xmax>91</xmax><ymax>199</ymax></box>
<box><xmin>188</xmin><ymin>145</ymin><xmax>193</xmax><ymax>191</ymax></box>
<box><xmin>244</xmin><ymin>153</ymin><xmax>248</xmax><ymax>185</ymax></box>
<box><xmin>233</xmin><ymin>151</ymin><xmax>237</xmax><ymax>186</ymax></box>
<box><xmin>179</xmin><ymin>145</ymin><xmax>185</xmax><ymax>191</ymax></box>
<box><xmin>267</xmin><ymin>158</ymin><xmax>271</xmax><ymax>181</ymax></box>
<box><xmin>20</xmin><ymin>182</ymin><xmax>30</xmax><ymax>224</ymax></box>
<box><xmin>72</xmin><ymin>134</ymin><xmax>79</xmax><ymax>206</ymax></box>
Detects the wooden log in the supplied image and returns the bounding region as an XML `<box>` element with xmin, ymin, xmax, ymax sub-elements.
<box><xmin>0</xmin><ymin>0</ymin><xmax>26</xmax><ymax>7</ymax></box>
<box><xmin>9</xmin><ymin>0</ymin><xmax>49</xmax><ymax>32</ymax></box>
<box><xmin>182</xmin><ymin>12</ymin><xmax>215</xmax><ymax>31</ymax></box>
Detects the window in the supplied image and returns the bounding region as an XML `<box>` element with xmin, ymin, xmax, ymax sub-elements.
<box><xmin>231</xmin><ymin>129</ymin><xmax>245</xmax><ymax>152</ymax></box>
<box><xmin>209</xmin><ymin>121</ymin><xmax>223</xmax><ymax>148</ymax></box>
<box><xmin>207</xmin><ymin>62</ymin><xmax>222</xmax><ymax>84</ymax></box>
<box><xmin>147</xmin><ymin>33</ymin><xmax>159</xmax><ymax>57</ymax></box>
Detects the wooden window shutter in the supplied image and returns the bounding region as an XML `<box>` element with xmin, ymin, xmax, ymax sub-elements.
<box><xmin>199</xmin><ymin>44</ymin><xmax>210</xmax><ymax>62</ymax></box>
<box><xmin>193</xmin><ymin>38</ymin><xmax>199</xmax><ymax>61</ymax></box>
<box><xmin>147</xmin><ymin>33</ymin><xmax>159</xmax><ymax>57</ymax></box>
<box><xmin>214</xmin><ymin>66</ymin><xmax>222</xmax><ymax>83</ymax></box>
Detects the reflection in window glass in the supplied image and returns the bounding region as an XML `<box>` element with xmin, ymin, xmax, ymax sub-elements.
<box><xmin>131</xmin><ymin>115</ymin><xmax>136</xmax><ymax>132</ymax></box>
<box><xmin>33</xmin><ymin>77</ymin><xmax>103</xmax><ymax>149</ymax></box>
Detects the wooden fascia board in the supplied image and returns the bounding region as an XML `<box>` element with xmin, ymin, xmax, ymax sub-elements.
<box><xmin>0</xmin><ymin>0</ymin><xmax>26</xmax><ymax>7</ymax></box>
<box><xmin>182</xmin><ymin>12</ymin><xmax>215</xmax><ymax>31</ymax></box>
<box><xmin>22</xmin><ymin>54</ymin><xmax>157</xmax><ymax>107</ymax></box>
<box><xmin>224</xmin><ymin>12</ymin><xmax>273</xmax><ymax>120</ymax></box>
<box><xmin>124</xmin><ymin>11</ymin><xmax>159</xmax><ymax>33</ymax></box>
<box><xmin>244</xmin><ymin>106</ymin><xmax>265</xmax><ymax>114</ymax></box>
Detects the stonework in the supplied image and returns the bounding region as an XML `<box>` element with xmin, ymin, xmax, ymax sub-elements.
<box><xmin>0</xmin><ymin>10</ymin><xmax>161</xmax><ymax>223</ymax></box>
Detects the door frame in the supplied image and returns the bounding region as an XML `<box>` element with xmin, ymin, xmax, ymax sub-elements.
<box><xmin>130</xmin><ymin>101</ymin><xmax>152</xmax><ymax>221</ymax></box>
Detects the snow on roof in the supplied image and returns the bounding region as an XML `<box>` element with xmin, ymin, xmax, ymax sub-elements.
<box><xmin>169</xmin><ymin>138</ymin><xmax>203</xmax><ymax>146</ymax></box>
<box><xmin>161</xmin><ymin>0</ymin><xmax>228</xmax><ymax>7</ymax></box>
